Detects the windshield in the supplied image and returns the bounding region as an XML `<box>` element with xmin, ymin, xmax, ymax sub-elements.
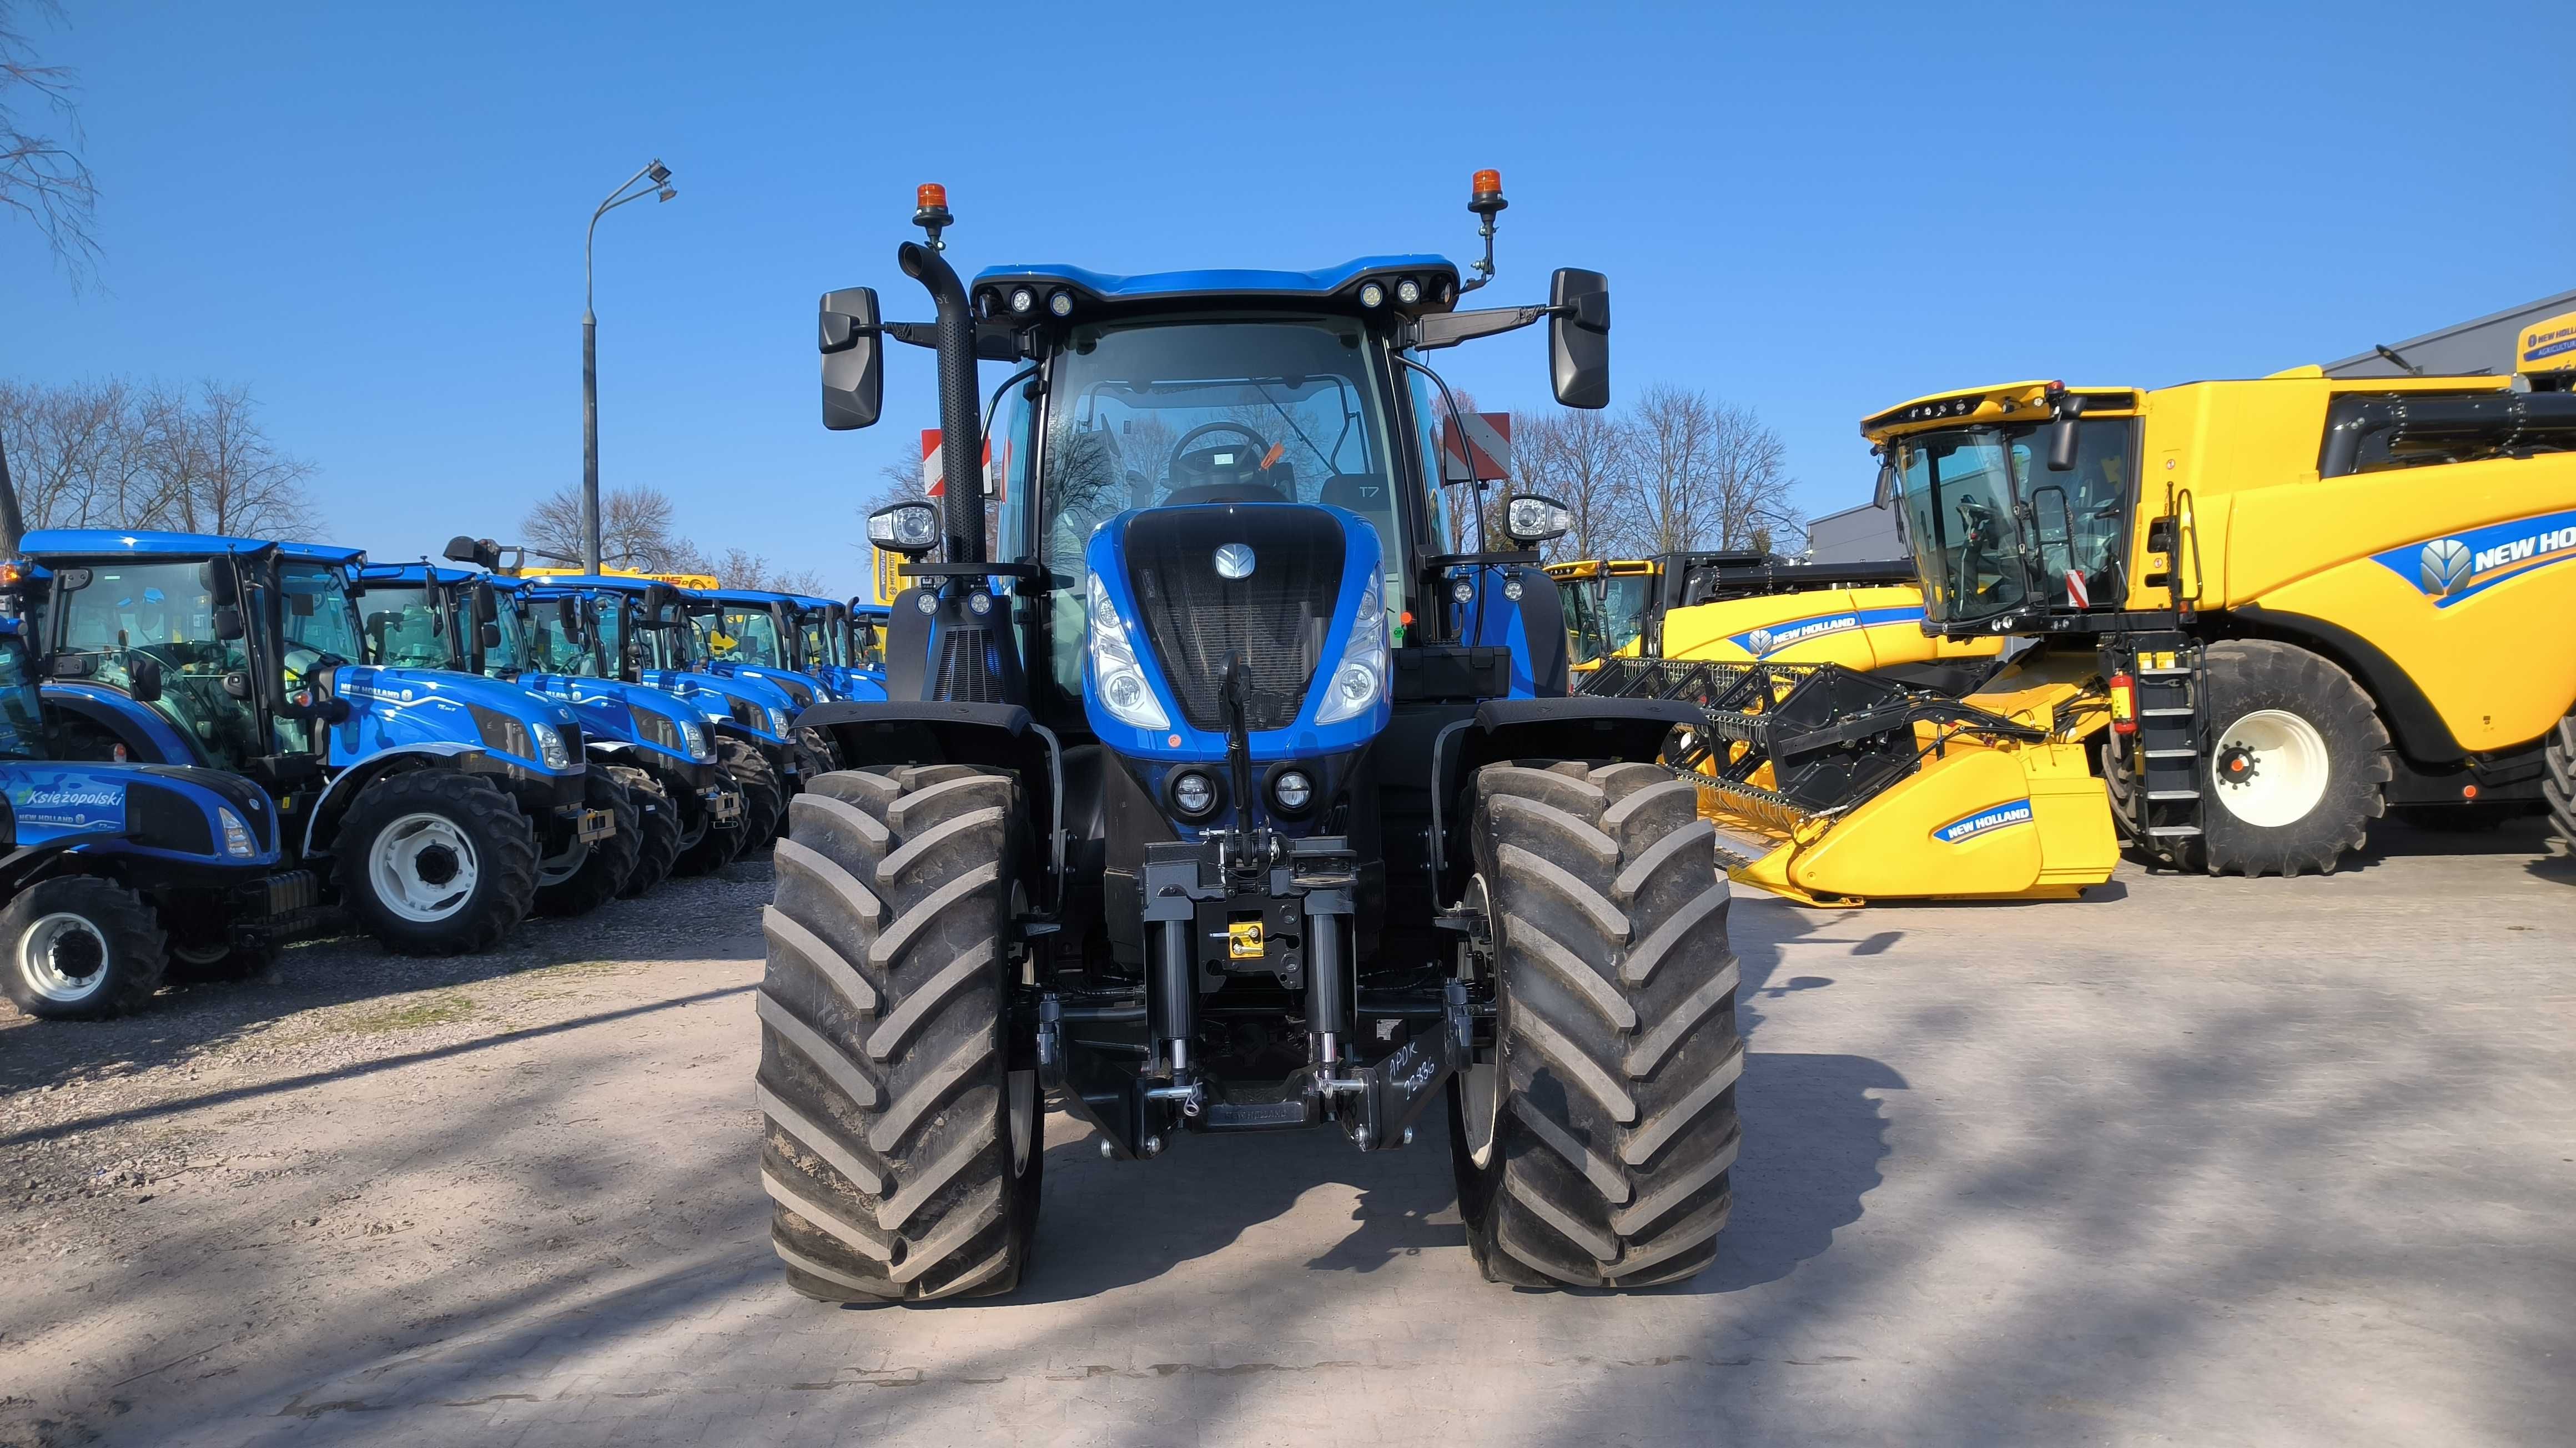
<box><xmin>0</xmin><ymin>635</ymin><xmax>46</xmax><ymax>760</ymax></box>
<box><xmin>529</xmin><ymin>594</ymin><xmax>614</xmax><ymax>677</ymax></box>
<box><xmin>794</xmin><ymin>609</ymin><xmax>841</xmax><ymax>670</ymax></box>
<box><xmin>1895</xmin><ymin>420</ymin><xmax>2137</xmax><ymax>620</ymax></box>
<box><xmin>53</xmin><ymin>559</ymin><xmax>261</xmax><ymax>768</ymax></box>
<box><xmin>280</xmin><ymin>561</ymin><xmax>367</xmax><ymax>665</ymax></box>
<box><xmin>1031</xmin><ymin>317</ymin><xmax>1406</xmax><ymax>700</ymax></box>
<box><xmin>484</xmin><ymin>586</ymin><xmax>533</xmax><ymax>673</ymax></box>
<box><xmin>714</xmin><ymin>605</ymin><xmax>784</xmax><ymax>666</ymax></box>
<box><xmin>1558</xmin><ymin>576</ymin><xmax>1606</xmax><ymax>666</ymax></box>
<box><xmin>1894</xmin><ymin>430</ymin><xmax>2029</xmax><ymax>624</ymax></box>
<box><xmin>356</xmin><ymin>581</ymin><xmax>455</xmax><ymax>669</ymax></box>
<box><xmin>1601</xmin><ymin>575</ymin><xmax>1651</xmax><ymax>656</ymax></box>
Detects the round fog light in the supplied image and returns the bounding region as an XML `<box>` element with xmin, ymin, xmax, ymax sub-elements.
<box><xmin>1009</xmin><ymin>286</ymin><xmax>1035</xmax><ymax>315</ymax></box>
<box><xmin>1171</xmin><ymin>770</ymin><xmax>1216</xmax><ymax>818</ymax></box>
<box><xmin>1395</xmin><ymin>277</ymin><xmax>1421</xmax><ymax>305</ymax></box>
<box><xmin>966</xmin><ymin>590</ymin><xmax>993</xmax><ymax>615</ymax></box>
<box><xmin>1358</xmin><ymin>281</ymin><xmax>1386</xmax><ymax>309</ymax></box>
<box><xmin>1048</xmin><ymin>289</ymin><xmax>1075</xmax><ymax>318</ymax></box>
<box><xmin>1450</xmin><ymin>577</ymin><xmax>1475</xmax><ymax>604</ymax></box>
<box><xmin>1271</xmin><ymin>769</ymin><xmax>1312</xmax><ymax>812</ymax></box>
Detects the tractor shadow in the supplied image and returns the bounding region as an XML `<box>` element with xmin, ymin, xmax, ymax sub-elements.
<box><xmin>0</xmin><ymin>859</ymin><xmax>775</xmax><ymax>1102</ymax></box>
<box><xmin>1001</xmin><ymin>884</ymin><xmax>1902</xmax><ymax>1303</ymax></box>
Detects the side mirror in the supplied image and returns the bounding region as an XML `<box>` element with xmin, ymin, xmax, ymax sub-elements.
<box><xmin>478</xmin><ymin>621</ymin><xmax>502</xmax><ymax>650</ymax></box>
<box><xmin>2046</xmin><ymin>395</ymin><xmax>2085</xmax><ymax>472</ymax></box>
<box><xmin>127</xmin><ymin>653</ymin><xmax>164</xmax><ymax>703</ymax></box>
<box><xmin>195</xmin><ymin>561</ymin><xmax>234</xmax><ymax>606</ymax></box>
<box><xmin>1547</xmin><ymin>268</ymin><xmax>1611</xmax><ymax>410</ymax></box>
<box><xmin>1503</xmin><ymin>494</ymin><xmax>1572</xmax><ymax>546</ymax></box>
<box><xmin>50</xmin><ymin>653</ymin><xmax>93</xmax><ymax>678</ymax></box>
<box><xmin>471</xmin><ymin>583</ymin><xmax>499</xmax><ymax>625</ymax></box>
<box><xmin>445</xmin><ymin>535</ymin><xmax>504</xmax><ymax>570</ymax></box>
<box><xmin>213</xmin><ymin>605</ymin><xmax>245</xmax><ymax>641</ymax></box>
<box><xmin>555</xmin><ymin>596</ymin><xmax>582</xmax><ymax>640</ymax></box>
<box><xmin>1873</xmin><ymin>454</ymin><xmax>1899</xmax><ymax>509</ymax></box>
<box><xmin>867</xmin><ymin>501</ymin><xmax>940</xmax><ymax>559</ymax></box>
<box><xmin>819</xmin><ymin>286</ymin><xmax>885</xmax><ymax>431</ymax></box>
<box><xmin>642</xmin><ymin>582</ymin><xmax>679</xmax><ymax>622</ymax></box>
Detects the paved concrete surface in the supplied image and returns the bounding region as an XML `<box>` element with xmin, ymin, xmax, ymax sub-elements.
<box><xmin>3</xmin><ymin>823</ymin><xmax>2571</xmax><ymax>1447</ymax></box>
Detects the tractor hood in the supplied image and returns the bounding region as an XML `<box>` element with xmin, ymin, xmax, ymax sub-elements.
<box><xmin>640</xmin><ymin>667</ymin><xmax>797</xmax><ymax>745</ymax></box>
<box><xmin>3</xmin><ymin>760</ymin><xmax>284</xmax><ymax>864</ymax></box>
<box><xmin>324</xmin><ymin>664</ymin><xmax>586</xmax><ymax>776</ymax></box>
<box><xmin>522</xmin><ymin>670</ymin><xmax>717</xmax><ymax>768</ymax></box>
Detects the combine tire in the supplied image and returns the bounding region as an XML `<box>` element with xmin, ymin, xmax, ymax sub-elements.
<box><xmin>723</xmin><ymin>738</ymin><xmax>786</xmax><ymax>853</ymax></box>
<box><xmin>534</xmin><ymin>771</ymin><xmax>642</xmax><ymax>918</ymax></box>
<box><xmin>2</xmin><ymin>877</ymin><xmax>169</xmax><ymax>1020</ymax></box>
<box><xmin>334</xmin><ymin>771</ymin><xmax>538</xmax><ymax>956</ymax></box>
<box><xmin>2548</xmin><ymin>714</ymin><xmax>2576</xmax><ymax>859</ymax></box>
<box><xmin>754</xmin><ymin>765</ymin><xmax>1043</xmax><ymax>1303</ymax></box>
<box><xmin>611</xmin><ymin>766</ymin><xmax>683</xmax><ymax>897</ymax></box>
<box><xmin>1450</xmin><ymin>761</ymin><xmax>1741</xmax><ymax>1290</ymax></box>
<box><xmin>2198</xmin><ymin>640</ymin><xmax>2391</xmax><ymax>877</ymax></box>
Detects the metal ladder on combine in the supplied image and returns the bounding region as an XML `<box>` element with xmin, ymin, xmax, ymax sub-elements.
<box><xmin>2126</xmin><ymin>632</ymin><xmax>2207</xmax><ymax>864</ymax></box>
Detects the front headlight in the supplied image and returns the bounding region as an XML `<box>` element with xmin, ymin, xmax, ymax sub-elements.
<box><xmin>1087</xmin><ymin>572</ymin><xmax>1170</xmax><ymax>731</ymax></box>
<box><xmin>217</xmin><ymin>808</ymin><xmax>256</xmax><ymax>858</ymax></box>
<box><xmin>766</xmin><ymin>706</ymin><xmax>792</xmax><ymax>737</ymax></box>
<box><xmin>532</xmin><ymin>721</ymin><xmax>571</xmax><ymax>771</ymax></box>
<box><xmin>681</xmin><ymin>721</ymin><xmax>711</xmax><ymax>761</ymax></box>
<box><xmin>1313</xmin><ymin>574</ymin><xmax>1387</xmax><ymax>725</ymax></box>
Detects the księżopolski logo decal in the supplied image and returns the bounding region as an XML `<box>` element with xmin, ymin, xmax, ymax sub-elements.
<box><xmin>1934</xmin><ymin>798</ymin><xmax>2032</xmax><ymax>844</ymax></box>
<box><xmin>2372</xmin><ymin>507</ymin><xmax>2576</xmax><ymax>608</ymax></box>
<box><xmin>9</xmin><ymin>770</ymin><xmax>128</xmax><ymax>834</ymax></box>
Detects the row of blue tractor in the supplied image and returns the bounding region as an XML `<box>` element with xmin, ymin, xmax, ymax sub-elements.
<box><xmin>0</xmin><ymin>529</ymin><xmax>863</xmax><ymax>1018</ymax></box>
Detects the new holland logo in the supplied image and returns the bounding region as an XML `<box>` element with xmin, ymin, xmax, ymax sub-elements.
<box><xmin>2419</xmin><ymin>537</ymin><xmax>2472</xmax><ymax>596</ymax></box>
<box><xmin>1745</xmin><ymin>627</ymin><xmax>1775</xmax><ymax>656</ymax></box>
<box><xmin>1934</xmin><ymin>799</ymin><xmax>2034</xmax><ymax>844</ymax></box>
<box><xmin>1214</xmin><ymin>544</ymin><xmax>1255</xmax><ymax>580</ymax></box>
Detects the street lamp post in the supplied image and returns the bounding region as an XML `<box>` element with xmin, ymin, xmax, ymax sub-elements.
<box><xmin>583</xmin><ymin>159</ymin><xmax>677</xmax><ymax>576</ymax></box>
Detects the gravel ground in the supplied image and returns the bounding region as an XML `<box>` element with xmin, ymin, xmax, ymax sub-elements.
<box><xmin>1</xmin><ymin>823</ymin><xmax>2571</xmax><ymax>1447</ymax></box>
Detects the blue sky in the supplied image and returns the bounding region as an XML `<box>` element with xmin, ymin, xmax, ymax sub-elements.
<box><xmin>11</xmin><ymin>2</ymin><xmax>2571</xmax><ymax>597</ymax></box>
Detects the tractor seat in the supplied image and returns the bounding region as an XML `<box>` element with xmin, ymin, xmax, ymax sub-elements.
<box><xmin>1164</xmin><ymin>481</ymin><xmax>1290</xmax><ymax>506</ymax></box>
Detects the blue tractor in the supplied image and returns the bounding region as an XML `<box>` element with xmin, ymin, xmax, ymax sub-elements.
<box><xmin>753</xmin><ymin>177</ymin><xmax>1739</xmax><ymax>1300</ymax></box>
<box><xmin>0</xmin><ymin>615</ymin><xmax>312</xmax><ymax>1018</ymax></box>
<box><xmin>16</xmin><ymin>531</ymin><xmax>611</xmax><ymax>956</ymax></box>
<box><xmin>354</xmin><ymin>560</ymin><xmax>748</xmax><ymax>897</ymax></box>
<box><xmin>501</xmin><ymin>572</ymin><xmax>801</xmax><ymax>853</ymax></box>
<box><xmin>782</xmin><ymin>593</ymin><xmax>888</xmax><ymax>705</ymax></box>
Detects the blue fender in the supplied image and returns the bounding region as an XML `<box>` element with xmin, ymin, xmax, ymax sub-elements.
<box><xmin>299</xmin><ymin>742</ymin><xmax>491</xmax><ymax>857</ymax></box>
<box><xmin>322</xmin><ymin>665</ymin><xmax>585</xmax><ymax>778</ymax></box>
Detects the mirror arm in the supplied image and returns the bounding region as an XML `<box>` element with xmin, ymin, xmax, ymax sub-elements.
<box><xmin>1409</xmin><ymin>304</ymin><xmax>1551</xmax><ymax>351</ymax></box>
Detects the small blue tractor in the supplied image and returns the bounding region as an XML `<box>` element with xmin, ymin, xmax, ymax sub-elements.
<box><xmin>501</xmin><ymin>571</ymin><xmax>803</xmax><ymax>853</ymax></box>
<box><xmin>754</xmin><ymin>175</ymin><xmax>1738</xmax><ymax>1300</ymax></box>
<box><xmin>15</xmin><ymin>531</ymin><xmax>611</xmax><ymax>955</ymax></box>
<box><xmin>355</xmin><ymin>559</ymin><xmax>748</xmax><ymax>897</ymax></box>
<box><xmin>0</xmin><ymin>614</ymin><xmax>314</xmax><ymax>1019</ymax></box>
<box><xmin>782</xmin><ymin>593</ymin><xmax>888</xmax><ymax>704</ymax></box>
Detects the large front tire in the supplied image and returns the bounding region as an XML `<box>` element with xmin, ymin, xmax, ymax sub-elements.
<box><xmin>722</xmin><ymin>738</ymin><xmax>785</xmax><ymax>853</ymax></box>
<box><xmin>333</xmin><ymin>771</ymin><xmax>539</xmax><ymax>956</ymax></box>
<box><xmin>755</xmin><ymin>765</ymin><xmax>1042</xmax><ymax>1303</ymax></box>
<box><xmin>2200</xmin><ymin>641</ymin><xmax>2392</xmax><ymax>877</ymax></box>
<box><xmin>532</xmin><ymin>770</ymin><xmax>641</xmax><ymax>918</ymax></box>
<box><xmin>1</xmin><ymin>877</ymin><xmax>169</xmax><ymax>1020</ymax></box>
<box><xmin>1450</xmin><ymin>761</ymin><xmax>1742</xmax><ymax>1290</ymax></box>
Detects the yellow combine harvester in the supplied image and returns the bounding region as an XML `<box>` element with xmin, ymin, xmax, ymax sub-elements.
<box><xmin>1549</xmin><ymin>550</ymin><xmax>2002</xmax><ymax>688</ymax></box>
<box><xmin>1611</xmin><ymin>363</ymin><xmax>2576</xmax><ymax>903</ymax></box>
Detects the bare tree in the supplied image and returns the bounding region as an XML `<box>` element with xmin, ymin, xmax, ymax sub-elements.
<box><xmin>1702</xmin><ymin>400</ymin><xmax>1801</xmax><ymax>554</ymax></box>
<box><xmin>522</xmin><ymin>483</ymin><xmax>688</xmax><ymax>570</ymax></box>
<box><xmin>685</xmin><ymin>547</ymin><xmax>826</xmax><ymax>596</ymax></box>
<box><xmin>1619</xmin><ymin>385</ymin><xmax>1802</xmax><ymax>557</ymax></box>
<box><xmin>1</xmin><ymin>1</ymin><xmax>99</xmax><ymax>286</ymax></box>
<box><xmin>0</xmin><ymin>378</ymin><xmax>321</xmax><ymax>536</ymax></box>
<box><xmin>1511</xmin><ymin>406</ymin><xmax>1633</xmax><ymax>563</ymax></box>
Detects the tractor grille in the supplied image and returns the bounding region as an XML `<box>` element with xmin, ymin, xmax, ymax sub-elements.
<box><xmin>124</xmin><ymin>782</ymin><xmax>217</xmax><ymax>856</ymax></box>
<box><xmin>934</xmin><ymin>626</ymin><xmax>1005</xmax><ymax>703</ymax></box>
<box><xmin>1124</xmin><ymin>505</ymin><xmax>1345</xmax><ymax>732</ymax></box>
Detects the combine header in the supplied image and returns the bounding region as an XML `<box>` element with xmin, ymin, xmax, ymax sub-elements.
<box><xmin>1586</xmin><ymin>657</ymin><xmax>2115</xmax><ymax>904</ymax></box>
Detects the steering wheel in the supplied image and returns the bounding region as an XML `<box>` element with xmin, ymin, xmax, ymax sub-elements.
<box><xmin>1165</xmin><ymin>420</ymin><xmax>1275</xmax><ymax>482</ymax></box>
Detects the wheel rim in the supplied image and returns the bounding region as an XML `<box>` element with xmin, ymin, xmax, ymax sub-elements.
<box><xmin>1460</xmin><ymin>873</ymin><xmax>1501</xmax><ymax>1169</ymax></box>
<box><xmin>2212</xmin><ymin>708</ymin><xmax>2331</xmax><ymax>828</ymax></box>
<box><xmin>20</xmin><ymin>913</ymin><xmax>112</xmax><ymax>1004</ymax></box>
<box><xmin>536</xmin><ymin>827</ymin><xmax>590</xmax><ymax>887</ymax></box>
<box><xmin>368</xmin><ymin>811</ymin><xmax>482</xmax><ymax>922</ymax></box>
<box><xmin>171</xmin><ymin>940</ymin><xmax>230</xmax><ymax>967</ymax></box>
<box><xmin>1007</xmin><ymin>1069</ymin><xmax>1038</xmax><ymax>1175</ymax></box>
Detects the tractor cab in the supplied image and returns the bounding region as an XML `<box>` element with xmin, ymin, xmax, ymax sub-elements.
<box><xmin>1863</xmin><ymin>383</ymin><xmax>2145</xmax><ymax>636</ymax></box>
<box><xmin>692</xmin><ymin>587</ymin><xmax>839</xmax><ymax>709</ymax></box>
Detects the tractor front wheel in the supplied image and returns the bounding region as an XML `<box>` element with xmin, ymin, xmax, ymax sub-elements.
<box><xmin>722</xmin><ymin>739</ymin><xmax>786</xmax><ymax>853</ymax></box>
<box><xmin>1</xmin><ymin>877</ymin><xmax>169</xmax><ymax>1020</ymax></box>
<box><xmin>754</xmin><ymin>765</ymin><xmax>1043</xmax><ymax>1303</ymax></box>
<box><xmin>611</xmin><ymin>766</ymin><xmax>684</xmax><ymax>897</ymax></box>
<box><xmin>334</xmin><ymin>771</ymin><xmax>539</xmax><ymax>956</ymax></box>
<box><xmin>1450</xmin><ymin>761</ymin><xmax>1742</xmax><ymax>1289</ymax></box>
<box><xmin>533</xmin><ymin>770</ymin><xmax>641</xmax><ymax>917</ymax></box>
